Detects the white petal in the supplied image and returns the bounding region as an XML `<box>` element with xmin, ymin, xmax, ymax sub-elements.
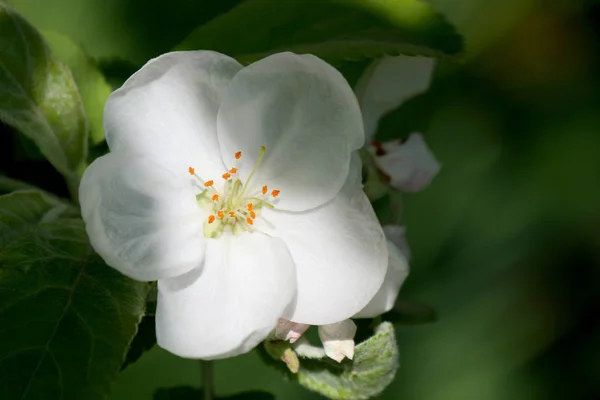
<box><xmin>217</xmin><ymin>52</ymin><xmax>364</xmax><ymax>211</ymax></box>
<box><xmin>155</xmin><ymin>233</ymin><xmax>297</xmax><ymax>359</ymax></box>
<box><xmin>383</xmin><ymin>224</ymin><xmax>411</xmax><ymax>260</ymax></box>
<box><xmin>376</xmin><ymin>133</ymin><xmax>441</xmax><ymax>192</ymax></box>
<box><xmin>104</xmin><ymin>51</ymin><xmax>242</xmax><ymax>178</ymax></box>
<box><xmin>79</xmin><ymin>152</ymin><xmax>206</xmax><ymax>281</ymax></box>
<box><xmin>274</xmin><ymin>319</ymin><xmax>310</xmax><ymax>343</ymax></box>
<box><xmin>260</xmin><ymin>154</ymin><xmax>388</xmax><ymax>325</ymax></box>
<box><xmin>318</xmin><ymin>320</ymin><xmax>357</xmax><ymax>363</ymax></box>
<box><xmin>354</xmin><ymin>240</ymin><xmax>409</xmax><ymax>318</ymax></box>
<box><xmin>355</xmin><ymin>56</ymin><xmax>435</xmax><ymax>139</ymax></box>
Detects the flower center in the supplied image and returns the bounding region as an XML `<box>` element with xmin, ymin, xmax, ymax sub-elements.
<box><xmin>189</xmin><ymin>146</ymin><xmax>279</xmax><ymax>238</ymax></box>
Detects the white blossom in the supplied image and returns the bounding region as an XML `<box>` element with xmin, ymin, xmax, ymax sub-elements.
<box><xmin>79</xmin><ymin>51</ymin><xmax>387</xmax><ymax>360</ymax></box>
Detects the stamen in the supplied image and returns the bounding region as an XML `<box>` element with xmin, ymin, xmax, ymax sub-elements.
<box><xmin>271</xmin><ymin>189</ymin><xmax>280</xmax><ymax>198</ymax></box>
<box><xmin>230</xmin><ymin>167</ymin><xmax>238</xmax><ymax>174</ymax></box>
<box><xmin>208</xmin><ymin>215</ymin><xmax>215</xmax><ymax>224</ymax></box>
<box><xmin>217</xmin><ymin>211</ymin><xmax>225</xmax><ymax>218</ymax></box>
<box><xmin>246</xmin><ymin>203</ymin><xmax>253</xmax><ymax>211</ymax></box>
<box><xmin>188</xmin><ymin>166</ymin><xmax>195</xmax><ymax>175</ymax></box>
<box><xmin>249</xmin><ymin>210</ymin><xmax>256</xmax><ymax>219</ymax></box>
<box><xmin>237</xmin><ymin>146</ymin><xmax>267</xmax><ymax>200</ymax></box>
<box><xmin>246</xmin><ymin>217</ymin><xmax>254</xmax><ymax>225</ymax></box>
<box><xmin>222</xmin><ymin>172</ymin><xmax>231</xmax><ymax>180</ymax></box>
<box><xmin>204</xmin><ymin>180</ymin><xmax>214</xmax><ymax>187</ymax></box>
<box><xmin>229</xmin><ymin>211</ymin><xmax>236</xmax><ymax>218</ymax></box>
<box><xmin>212</xmin><ymin>194</ymin><xmax>219</xmax><ymax>201</ymax></box>
<box><xmin>235</xmin><ymin>151</ymin><xmax>242</xmax><ymax>160</ymax></box>
<box><xmin>262</xmin><ymin>185</ymin><xmax>268</xmax><ymax>195</ymax></box>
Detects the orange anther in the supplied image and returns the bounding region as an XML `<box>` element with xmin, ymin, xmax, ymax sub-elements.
<box><xmin>249</xmin><ymin>210</ymin><xmax>256</xmax><ymax>219</ymax></box>
<box><xmin>208</xmin><ymin>215</ymin><xmax>215</xmax><ymax>224</ymax></box>
<box><xmin>222</xmin><ymin>172</ymin><xmax>231</xmax><ymax>180</ymax></box>
<box><xmin>230</xmin><ymin>167</ymin><xmax>237</xmax><ymax>174</ymax></box>
<box><xmin>271</xmin><ymin>189</ymin><xmax>280</xmax><ymax>198</ymax></box>
<box><xmin>204</xmin><ymin>180</ymin><xmax>214</xmax><ymax>187</ymax></box>
<box><xmin>235</xmin><ymin>151</ymin><xmax>242</xmax><ymax>159</ymax></box>
<box><xmin>212</xmin><ymin>194</ymin><xmax>219</xmax><ymax>201</ymax></box>
<box><xmin>229</xmin><ymin>211</ymin><xmax>236</xmax><ymax>217</ymax></box>
<box><xmin>246</xmin><ymin>217</ymin><xmax>254</xmax><ymax>225</ymax></box>
<box><xmin>217</xmin><ymin>211</ymin><xmax>225</xmax><ymax>218</ymax></box>
<box><xmin>246</xmin><ymin>203</ymin><xmax>253</xmax><ymax>211</ymax></box>
<box><xmin>188</xmin><ymin>166</ymin><xmax>195</xmax><ymax>175</ymax></box>
<box><xmin>262</xmin><ymin>185</ymin><xmax>268</xmax><ymax>195</ymax></box>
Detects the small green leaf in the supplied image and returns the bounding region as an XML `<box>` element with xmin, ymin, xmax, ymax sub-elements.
<box><xmin>294</xmin><ymin>322</ymin><xmax>399</xmax><ymax>400</ymax></box>
<box><xmin>0</xmin><ymin>192</ymin><xmax>148</xmax><ymax>400</ymax></box>
<box><xmin>0</xmin><ymin>4</ymin><xmax>88</xmax><ymax>191</ymax></box>
<box><xmin>175</xmin><ymin>0</ymin><xmax>463</xmax><ymax>65</ymax></box>
<box><xmin>154</xmin><ymin>386</ymin><xmax>275</xmax><ymax>400</ymax></box>
<box><xmin>43</xmin><ymin>30</ymin><xmax>112</xmax><ymax>145</ymax></box>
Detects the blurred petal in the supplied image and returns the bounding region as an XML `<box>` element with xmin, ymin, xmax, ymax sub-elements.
<box><xmin>376</xmin><ymin>133</ymin><xmax>441</xmax><ymax>192</ymax></box>
<box><xmin>260</xmin><ymin>154</ymin><xmax>388</xmax><ymax>325</ymax></box>
<box><xmin>355</xmin><ymin>56</ymin><xmax>435</xmax><ymax>139</ymax></box>
<box><xmin>318</xmin><ymin>320</ymin><xmax>357</xmax><ymax>362</ymax></box>
<box><xmin>354</xmin><ymin>240</ymin><xmax>410</xmax><ymax>318</ymax></box>
<box><xmin>383</xmin><ymin>224</ymin><xmax>411</xmax><ymax>260</ymax></box>
<box><xmin>104</xmin><ymin>51</ymin><xmax>242</xmax><ymax>178</ymax></box>
<box><xmin>156</xmin><ymin>233</ymin><xmax>296</xmax><ymax>359</ymax></box>
<box><xmin>79</xmin><ymin>152</ymin><xmax>206</xmax><ymax>281</ymax></box>
<box><xmin>217</xmin><ymin>52</ymin><xmax>364</xmax><ymax>211</ymax></box>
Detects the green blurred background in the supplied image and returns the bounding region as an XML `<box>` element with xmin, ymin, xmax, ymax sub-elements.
<box><xmin>2</xmin><ymin>0</ymin><xmax>599</xmax><ymax>398</ymax></box>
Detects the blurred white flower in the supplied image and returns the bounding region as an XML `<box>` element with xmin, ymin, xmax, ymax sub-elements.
<box><xmin>355</xmin><ymin>55</ymin><xmax>441</xmax><ymax>192</ymax></box>
<box><xmin>355</xmin><ymin>55</ymin><xmax>435</xmax><ymax>141</ymax></box>
<box><xmin>374</xmin><ymin>133</ymin><xmax>441</xmax><ymax>192</ymax></box>
<box><xmin>80</xmin><ymin>51</ymin><xmax>388</xmax><ymax>360</ymax></box>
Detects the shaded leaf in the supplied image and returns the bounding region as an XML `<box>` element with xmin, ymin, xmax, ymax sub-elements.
<box><xmin>0</xmin><ymin>4</ymin><xmax>87</xmax><ymax>193</ymax></box>
<box><xmin>294</xmin><ymin>322</ymin><xmax>399</xmax><ymax>400</ymax></box>
<box><xmin>121</xmin><ymin>315</ymin><xmax>156</xmax><ymax>371</ymax></box>
<box><xmin>175</xmin><ymin>0</ymin><xmax>463</xmax><ymax>65</ymax></box>
<box><xmin>0</xmin><ymin>193</ymin><xmax>148</xmax><ymax>399</ymax></box>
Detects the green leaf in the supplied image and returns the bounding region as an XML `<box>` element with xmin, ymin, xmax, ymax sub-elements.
<box><xmin>0</xmin><ymin>192</ymin><xmax>148</xmax><ymax>400</ymax></box>
<box><xmin>294</xmin><ymin>322</ymin><xmax>399</xmax><ymax>400</ymax></box>
<box><xmin>175</xmin><ymin>0</ymin><xmax>463</xmax><ymax>65</ymax></box>
<box><xmin>121</xmin><ymin>315</ymin><xmax>156</xmax><ymax>370</ymax></box>
<box><xmin>154</xmin><ymin>387</ymin><xmax>275</xmax><ymax>400</ymax></box>
<box><xmin>0</xmin><ymin>4</ymin><xmax>88</xmax><ymax>193</ymax></box>
<box><xmin>43</xmin><ymin>31</ymin><xmax>112</xmax><ymax>145</ymax></box>
<box><xmin>0</xmin><ymin>190</ymin><xmax>77</xmax><ymax>239</ymax></box>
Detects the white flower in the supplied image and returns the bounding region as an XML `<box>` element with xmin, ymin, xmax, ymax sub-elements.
<box><xmin>355</xmin><ymin>55</ymin><xmax>441</xmax><ymax>192</ymax></box>
<box><xmin>354</xmin><ymin>238</ymin><xmax>409</xmax><ymax>318</ymax></box>
<box><xmin>79</xmin><ymin>51</ymin><xmax>388</xmax><ymax>360</ymax></box>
